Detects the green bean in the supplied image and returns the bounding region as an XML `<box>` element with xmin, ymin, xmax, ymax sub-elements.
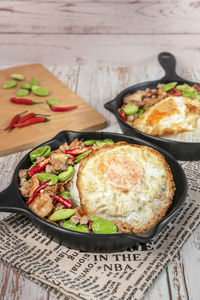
<box><xmin>138</xmin><ymin>109</ymin><xmax>144</xmax><ymax>118</ymax></box>
<box><xmin>103</xmin><ymin>139</ymin><xmax>114</xmax><ymax>145</ymax></box>
<box><xmin>3</xmin><ymin>80</ymin><xmax>17</xmax><ymax>89</ymax></box>
<box><xmin>162</xmin><ymin>82</ymin><xmax>177</xmax><ymax>92</ymax></box>
<box><xmin>63</xmin><ymin>220</ymin><xmax>90</xmax><ymax>233</ymax></box>
<box><xmin>20</xmin><ymin>83</ymin><xmax>31</xmax><ymax>90</ymax></box>
<box><xmin>90</xmin><ymin>216</ymin><xmax>117</xmax><ymax>234</ymax></box>
<box><xmin>37</xmin><ymin>173</ymin><xmax>58</xmax><ymax>185</ymax></box>
<box><xmin>33</xmin><ymin>87</ymin><xmax>50</xmax><ymax>96</ymax></box>
<box><xmin>176</xmin><ymin>84</ymin><xmax>194</xmax><ymax>92</ymax></box>
<box><xmin>16</xmin><ymin>89</ymin><xmax>30</xmax><ymax>96</ymax></box>
<box><xmin>74</xmin><ymin>150</ymin><xmax>91</xmax><ymax>163</ymax></box>
<box><xmin>124</xmin><ymin>104</ymin><xmax>139</xmax><ymax>115</ymax></box>
<box><xmin>60</xmin><ymin>191</ymin><xmax>71</xmax><ymax>199</ymax></box>
<box><xmin>49</xmin><ymin>209</ymin><xmax>75</xmax><ymax>221</ymax></box>
<box><xmin>46</xmin><ymin>98</ymin><xmax>60</xmax><ymax>106</ymax></box>
<box><xmin>58</xmin><ymin>166</ymin><xmax>75</xmax><ymax>182</ymax></box>
<box><xmin>84</xmin><ymin>139</ymin><xmax>97</xmax><ymax>146</ymax></box>
<box><xmin>11</xmin><ymin>74</ymin><xmax>24</xmax><ymax>81</ymax></box>
<box><xmin>30</xmin><ymin>145</ymin><xmax>51</xmax><ymax>161</ymax></box>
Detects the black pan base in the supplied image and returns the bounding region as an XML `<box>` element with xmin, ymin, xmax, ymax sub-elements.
<box><xmin>104</xmin><ymin>52</ymin><xmax>200</xmax><ymax>161</ymax></box>
<box><xmin>0</xmin><ymin>131</ymin><xmax>187</xmax><ymax>252</ymax></box>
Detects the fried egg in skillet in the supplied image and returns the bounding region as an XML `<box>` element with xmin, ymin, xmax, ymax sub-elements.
<box><xmin>133</xmin><ymin>96</ymin><xmax>200</xmax><ymax>137</ymax></box>
<box><xmin>69</xmin><ymin>142</ymin><xmax>175</xmax><ymax>234</ymax></box>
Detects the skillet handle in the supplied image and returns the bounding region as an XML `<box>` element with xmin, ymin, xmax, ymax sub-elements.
<box><xmin>0</xmin><ymin>184</ymin><xmax>26</xmax><ymax>214</ymax></box>
<box><xmin>158</xmin><ymin>52</ymin><xmax>183</xmax><ymax>81</ymax></box>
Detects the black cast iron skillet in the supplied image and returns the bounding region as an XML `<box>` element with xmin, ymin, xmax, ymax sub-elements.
<box><xmin>0</xmin><ymin>131</ymin><xmax>187</xmax><ymax>252</ymax></box>
<box><xmin>104</xmin><ymin>52</ymin><xmax>200</xmax><ymax>161</ymax></box>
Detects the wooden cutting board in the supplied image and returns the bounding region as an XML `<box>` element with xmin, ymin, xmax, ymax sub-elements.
<box><xmin>0</xmin><ymin>64</ymin><xmax>106</xmax><ymax>156</ymax></box>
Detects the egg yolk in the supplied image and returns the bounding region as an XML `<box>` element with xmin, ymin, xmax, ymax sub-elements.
<box><xmin>100</xmin><ymin>155</ymin><xmax>143</xmax><ymax>190</ymax></box>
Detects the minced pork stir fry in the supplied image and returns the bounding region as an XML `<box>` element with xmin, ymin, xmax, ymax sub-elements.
<box><xmin>19</xmin><ymin>138</ymin><xmax>123</xmax><ymax>234</ymax></box>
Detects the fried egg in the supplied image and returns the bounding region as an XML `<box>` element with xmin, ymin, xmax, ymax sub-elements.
<box><xmin>69</xmin><ymin>142</ymin><xmax>175</xmax><ymax>234</ymax></box>
<box><xmin>133</xmin><ymin>96</ymin><xmax>200</xmax><ymax>136</ymax></box>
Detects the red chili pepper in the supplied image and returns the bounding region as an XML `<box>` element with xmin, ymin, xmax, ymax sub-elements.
<box><xmin>27</xmin><ymin>157</ymin><xmax>51</xmax><ymax>177</ymax></box>
<box><xmin>194</xmin><ymin>84</ymin><xmax>200</xmax><ymax>92</ymax></box>
<box><xmin>10</xmin><ymin>98</ymin><xmax>43</xmax><ymax>105</ymax></box>
<box><xmin>27</xmin><ymin>179</ymin><xmax>51</xmax><ymax>205</ymax></box>
<box><xmin>13</xmin><ymin>116</ymin><xmax>49</xmax><ymax>128</ymax></box>
<box><xmin>48</xmin><ymin>104</ymin><xmax>77</xmax><ymax>112</ymax></box>
<box><xmin>50</xmin><ymin>195</ymin><xmax>74</xmax><ymax>208</ymax></box>
<box><xmin>17</xmin><ymin>113</ymin><xmax>49</xmax><ymax>124</ymax></box>
<box><xmin>170</xmin><ymin>91</ymin><xmax>182</xmax><ymax>96</ymax></box>
<box><xmin>119</xmin><ymin>110</ymin><xmax>127</xmax><ymax>121</ymax></box>
<box><xmin>146</xmin><ymin>91</ymin><xmax>152</xmax><ymax>98</ymax></box>
<box><xmin>4</xmin><ymin>111</ymin><xmax>27</xmax><ymax>131</ymax></box>
<box><xmin>70</xmin><ymin>155</ymin><xmax>76</xmax><ymax>161</ymax></box>
<box><xmin>65</xmin><ymin>146</ymin><xmax>92</xmax><ymax>156</ymax></box>
<box><xmin>88</xmin><ymin>220</ymin><xmax>94</xmax><ymax>231</ymax></box>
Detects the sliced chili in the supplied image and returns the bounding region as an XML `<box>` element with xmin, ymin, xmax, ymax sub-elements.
<box><xmin>13</xmin><ymin>116</ymin><xmax>49</xmax><ymax>128</ymax></box>
<box><xmin>65</xmin><ymin>146</ymin><xmax>92</xmax><ymax>156</ymax></box>
<box><xmin>27</xmin><ymin>179</ymin><xmax>51</xmax><ymax>205</ymax></box>
<box><xmin>146</xmin><ymin>91</ymin><xmax>152</xmax><ymax>98</ymax></box>
<box><xmin>10</xmin><ymin>97</ymin><xmax>43</xmax><ymax>105</ymax></box>
<box><xmin>170</xmin><ymin>91</ymin><xmax>182</xmax><ymax>96</ymax></box>
<box><xmin>4</xmin><ymin>111</ymin><xmax>27</xmax><ymax>131</ymax></box>
<box><xmin>27</xmin><ymin>157</ymin><xmax>51</xmax><ymax>177</ymax></box>
<box><xmin>194</xmin><ymin>84</ymin><xmax>200</xmax><ymax>92</ymax></box>
<box><xmin>119</xmin><ymin>109</ymin><xmax>127</xmax><ymax>121</ymax></box>
<box><xmin>50</xmin><ymin>195</ymin><xmax>74</xmax><ymax>208</ymax></box>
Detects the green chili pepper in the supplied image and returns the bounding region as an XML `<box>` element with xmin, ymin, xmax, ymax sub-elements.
<box><xmin>37</xmin><ymin>173</ymin><xmax>58</xmax><ymax>185</ymax></box>
<box><xmin>58</xmin><ymin>166</ymin><xmax>75</xmax><ymax>182</ymax></box>
<box><xmin>3</xmin><ymin>80</ymin><xmax>17</xmax><ymax>89</ymax></box>
<box><xmin>30</xmin><ymin>145</ymin><xmax>51</xmax><ymax>161</ymax></box>
<box><xmin>20</xmin><ymin>83</ymin><xmax>31</xmax><ymax>90</ymax></box>
<box><xmin>63</xmin><ymin>220</ymin><xmax>90</xmax><ymax>233</ymax></box>
<box><xmin>90</xmin><ymin>216</ymin><xmax>117</xmax><ymax>234</ymax></box>
<box><xmin>33</xmin><ymin>87</ymin><xmax>50</xmax><ymax>97</ymax></box>
<box><xmin>162</xmin><ymin>82</ymin><xmax>177</xmax><ymax>92</ymax></box>
<box><xmin>49</xmin><ymin>209</ymin><xmax>75</xmax><ymax>221</ymax></box>
<box><xmin>74</xmin><ymin>150</ymin><xmax>91</xmax><ymax>163</ymax></box>
<box><xmin>46</xmin><ymin>98</ymin><xmax>60</xmax><ymax>106</ymax></box>
<box><xmin>16</xmin><ymin>89</ymin><xmax>30</xmax><ymax>96</ymax></box>
<box><xmin>11</xmin><ymin>74</ymin><xmax>24</xmax><ymax>81</ymax></box>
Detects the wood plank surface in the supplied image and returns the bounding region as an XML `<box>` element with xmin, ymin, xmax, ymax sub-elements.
<box><xmin>0</xmin><ymin>1</ymin><xmax>200</xmax><ymax>34</ymax></box>
<box><xmin>0</xmin><ymin>63</ymin><xmax>106</xmax><ymax>156</ymax></box>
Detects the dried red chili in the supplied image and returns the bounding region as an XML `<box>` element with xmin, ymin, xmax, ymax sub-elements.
<box><xmin>50</xmin><ymin>195</ymin><xmax>74</xmax><ymax>208</ymax></box>
<box><xmin>27</xmin><ymin>179</ymin><xmax>51</xmax><ymax>205</ymax></box>
<box><xmin>13</xmin><ymin>116</ymin><xmax>49</xmax><ymax>128</ymax></box>
<box><xmin>10</xmin><ymin>97</ymin><xmax>43</xmax><ymax>105</ymax></box>
<box><xmin>65</xmin><ymin>146</ymin><xmax>92</xmax><ymax>156</ymax></box>
<box><xmin>27</xmin><ymin>157</ymin><xmax>51</xmax><ymax>177</ymax></box>
<box><xmin>4</xmin><ymin>111</ymin><xmax>27</xmax><ymax>131</ymax></box>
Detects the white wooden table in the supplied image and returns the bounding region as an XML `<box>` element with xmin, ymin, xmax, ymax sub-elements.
<box><xmin>0</xmin><ymin>64</ymin><xmax>199</xmax><ymax>300</ymax></box>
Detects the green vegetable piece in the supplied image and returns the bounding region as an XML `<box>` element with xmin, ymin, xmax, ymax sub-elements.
<box><xmin>33</xmin><ymin>87</ymin><xmax>50</xmax><ymax>97</ymax></box>
<box><xmin>37</xmin><ymin>173</ymin><xmax>58</xmax><ymax>185</ymax></box>
<box><xmin>47</xmin><ymin>220</ymin><xmax>59</xmax><ymax>226</ymax></box>
<box><xmin>16</xmin><ymin>89</ymin><xmax>30</xmax><ymax>96</ymax></box>
<box><xmin>176</xmin><ymin>84</ymin><xmax>194</xmax><ymax>92</ymax></box>
<box><xmin>58</xmin><ymin>166</ymin><xmax>75</xmax><ymax>182</ymax></box>
<box><xmin>96</xmin><ymin>140</ymin><xmax>107</xmax><ymax>147</ymax></box>
<box><xmin>3</xmin><ymin>80</ymin><xmax>17</xmax><ymax>89</ymax></box>
<box><xmin>193</xmin><ymin>92</ymin><xmax>200</xmax><ymax>101</ymax></box>
<box><xmin>162</xmin><ymin>82</ymin><xmax>177</xmax><ymax>92</ymax></box>
<box><xmin>11</xmin><ymin>73</ymin><xmax>24</xmax><ymax>81</ymax></box>
<box><xmin>60</xmin><ymin>191</ymin><xmax>71</xmax><ymax>199</ymax></box>
<box><xmin>138</xmin><ymin>109</ymin><xmax>144</xmax><ymax>118</ymax></box>
<box><xmin>49</xmin><ymin>209</ymin><xmax>75</xmax><ymax>221</ymax></box>
<box><xmin>31</xmin><ymin>85</ymin><xmax>40</xmax><ymax>92</ymax></box>
<box><xmin>103</xmin><ymin>139</ymin><xmax>114</xmax><ymax>145</ymax></box>
<box><xmin>63</xmin><ymin>220</ymin><xmax>90</xmax><ymax>233</ymax></box>
<box><xmin>20</xmin><ymin>83</ymin><xmax>31</xmax><ymax>90</ymax></box>
<box><xmin>30</xmin><ymin>78</ymin><xmax>39</xmax><ymax>86</ymax></box>
<box><xmin>124</xmin><ymin>104</ymin><xmax>139</xmax><ymax>115</ymax></box>
<box><xmin>74</xmin><ymin>150</ymin><xmax>91</xmax><ymax>163</ymax></box>
<box><xmin>90</xmin><ymin>216</ymin><xmax>117</xmax><ymax>234</ymax></box>
<box><xmin>84</xmin><ymin>139</ymin><xmax>97</xmax><ymax>146</ymax></box>
<box><xmin>46</xmin><ymin>98</ymin><xmax>60</xmax><ymax>106</ymax></box>
<box><xmin>30</xmin><ymin>145</ymin><xmax>51</xmax><ymax>161</ymax></box>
